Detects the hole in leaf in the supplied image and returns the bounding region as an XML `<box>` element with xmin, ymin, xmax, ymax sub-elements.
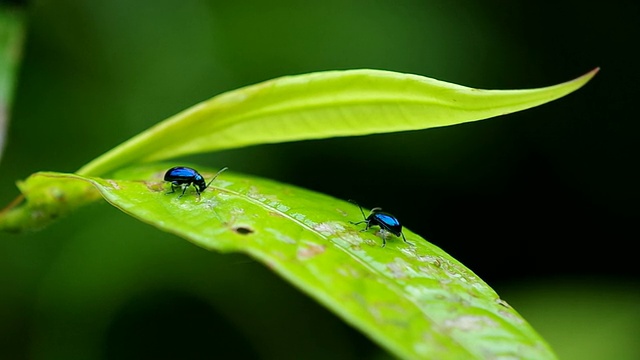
<box><xmin>233</xmin><ymin>226</ymin><xmax>254</xmax><ymax>235</ymax></box>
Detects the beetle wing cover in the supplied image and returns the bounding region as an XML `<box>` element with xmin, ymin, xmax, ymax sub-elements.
<box><xmin>164</xmin><ymin>167</ymin><xmax>197</xmax><ymax>181</ymax></box>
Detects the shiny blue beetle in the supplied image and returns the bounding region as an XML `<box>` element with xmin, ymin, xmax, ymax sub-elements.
<box><xmin>349</xmin><ymin>200</ymin><xmax>409</xmax><ymax>247</ymax></box>
<box><xmin>164</xmin><ymin>166</ymin><xmax>228</xmax><ymax>199</ymax></box>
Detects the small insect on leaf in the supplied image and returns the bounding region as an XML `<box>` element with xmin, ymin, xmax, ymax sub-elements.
<box><xmin>164</xmin><ymin>166</ymin><xmax>228</xmax><ymax>200</ymax></box>
<box><xmin>348</xmin><ymin>199</ymin><xmax>410</xmax><ymax>247</ymax></box>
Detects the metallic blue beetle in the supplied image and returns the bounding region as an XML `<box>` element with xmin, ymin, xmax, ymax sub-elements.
<box><xmin>164</xmin><ymin>166</ymin><xmax>228</xmax><ymax>199</ymax></box>
<box><xmin>349</xmin><ymin>200</ymin><xmax>408</xmax><ymax>247</ymax></box>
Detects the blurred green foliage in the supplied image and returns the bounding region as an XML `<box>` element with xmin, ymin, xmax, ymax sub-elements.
<box><xmin>0</xmin><ymin>3</ymin><xmax>25</xmax><ymax>162</ymax></box>
<box><xmin>1</xmin><ymin>0</ymin><xmax>638</xmax><ymax>359</ymax></box>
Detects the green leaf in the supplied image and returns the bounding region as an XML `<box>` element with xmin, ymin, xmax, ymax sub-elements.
<box><xmin>21</xmin><ymin>164</ymin><xmax>557</xmax><ymax>360</ymax></box>
<box><xmin>0</xmin><ymin>4</ymin><xmax>26</xmax><ymax>162</ymax></box>
<box><xmin>0</xmin><ymin>69</ymin><xmax>599</xmax><ymax>232</ymax></box>
<box><xmin>77</xmin><ymin>68</ymin><xmax>599</xmax><ymax>177</ymax></box>
<box><xmin>0</xmin><ymin>172</ymin><xmax>101</xmax><ymax>233</ymax></box>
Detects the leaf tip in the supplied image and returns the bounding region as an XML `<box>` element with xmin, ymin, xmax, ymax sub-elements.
<box><xmin>578</xmin><ymin>66</ymin><xmax>600</xmax><ymax>82</ymax></box>
<box><xmin>548</xmin><ymin>66</ymin><xmax>600</xmax><ymax>98</ymax></box>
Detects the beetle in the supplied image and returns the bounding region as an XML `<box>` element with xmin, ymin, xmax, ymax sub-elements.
<box><xmin>349</xmin><ymin>200</ymin><xmax>409</xmax><ymax>247</ymax></box>
<box><xmin>164</xmin><ymin>166</ymin><xmax>228</xmax><ymax>200</ymax></box>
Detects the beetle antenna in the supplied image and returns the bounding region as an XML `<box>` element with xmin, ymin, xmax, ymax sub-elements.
<box><xmin>348</xmin><ymin>199</ymin><xmax>366</xmax><ymax>219</ymax></box>
<box><xmin>206</xmin><ymin>166</ymin><xmax>229</xmax><ymax>188</ymax></box>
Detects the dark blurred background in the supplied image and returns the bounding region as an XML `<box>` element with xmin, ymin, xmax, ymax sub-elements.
<box><xmin>1</xmin><ymin>0</ymin><xmax>638</xmax><ymax>359</ymax></box>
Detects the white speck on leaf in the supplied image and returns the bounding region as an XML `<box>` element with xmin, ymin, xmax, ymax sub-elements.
<box><xmin>443</xmin><ymin>315</ymin><xmax>497</xmax><ymax>331</ymax></box>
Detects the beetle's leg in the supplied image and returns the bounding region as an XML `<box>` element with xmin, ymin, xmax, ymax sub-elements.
<box><xmin>400</xmin><ymin>232</ymin><xmax>413</xmax><ymax>246</ymax></box>
<box><xmin>179</xmin><ymin>184</ymin><xmax>189</xmax><ymax>198</ymax></box>
<box><xmin>194</xmin><ymin>185</ymin><xmax>201</xmax><ymax>201</ymax></box>
<box><xmin>166</xmin><ymin>183</ymin><xmax>177</xmax><ymax>195</ymax></box>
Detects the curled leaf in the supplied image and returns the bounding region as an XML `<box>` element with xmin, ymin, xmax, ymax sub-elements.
<box><xmin>78</xmin><ymin>68</ymin><xmax>599</xmax><ymax>176</ymax></box>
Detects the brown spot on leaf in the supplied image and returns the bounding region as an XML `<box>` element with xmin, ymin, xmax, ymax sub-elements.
<box><xmin>105</xmin><ymin>179</ymin><xmax>120</xmax><ymax>190</ymax></box>
<box><xmin>496</xmin><ymin>298</ymin><xmax>511</xmax><ymax>308</ymax></box>
<box><xmin>145</xmin><ymin>181</ymin><xmax>164</xmax><ymax>192</ymax></box>
<box><xmin>268</xmin><ymin>211</ymin><xmax>285</xmax><ymax>218</ymax></box>
<box><xmin>297</xmin><ymin>243</ymin><xmax>326</xmax><ymax>260</ymax></box>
